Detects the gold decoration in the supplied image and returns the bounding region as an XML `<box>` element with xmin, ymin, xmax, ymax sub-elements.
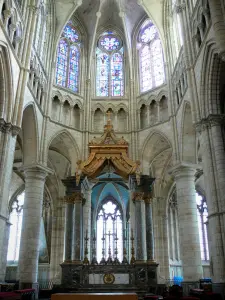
<box><xmin>73</xmin><ymin>116</ymin><xmax>141</xmax><ymax>180</ymax></box>
<box><xmin>64</xmin><ymin>192</ymin><xmax>84</xmax><ymax>204</ymax></box>
<box><xmin>103</xmin><ymin>273</ymin><xmax>115</xmax><ymax>284</ymax></box>
<box><xmin>132</xmin><ymin>192</ymin><xmax>144</xmax><ymax>202</ymax></box>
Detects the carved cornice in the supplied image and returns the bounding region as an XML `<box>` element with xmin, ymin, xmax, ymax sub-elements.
<box><xmin>64</xmin><ymin>192</ymin><xmax>84</xmax><ymax>204</ymax></box>
<box><xmin>195</xmin><ymin>115</ymin><xmax>225</xmax><ymax>133</ymax></box>
<box><xmin>0</xmin><ymin>119</ymin><xmax>20</xmax><ymax>136</ymax></box>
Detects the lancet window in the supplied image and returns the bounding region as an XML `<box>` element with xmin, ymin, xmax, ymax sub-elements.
<box><xmin>96</xmin><ymin>200</ymin><xmax>123</xmax><ymax>263</ymax></box>
<box><xmin>138</xmin><ymin>19</ymin><xmax>165</xmax><ymax>93</ymax></box>
<box><xmin>34</xmin><ymin>1</ymin><xmax>47</xmax><ymax>61</ymax></box>
<box><xmin>196</xmin><ymin>193</ymin><xmax>209</xmax><ymax>261</ymax></box>
<box><xmin>56</xmin><ymin>21</ymin><xmax>80</xmax><ymax>93</ymax></box>
<box><xmin>7</xmin><ymin>191</ymin><xmax>25</xmax><ymax>263</ymax></box>
<box><xmin>96</xmin><ymin>31</ymin><xmax>124</xmax><ymax>97</ymax></box>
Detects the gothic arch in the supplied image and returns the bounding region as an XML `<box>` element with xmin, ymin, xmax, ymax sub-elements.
<box><xmin>46</xmin><ymin>129</ymin><xmax>80</xmax><ymax>174</ymax></box>
<box><xmin>200</xmin><ymin>40</ymin><xmax>221</xmax><ymax>117</ymax></box>
<box><xmin>181</xmin><ymin>101</ymin><xmax>196</xmax><ymax>163</ymax></box>
<box><xmin>22</xmin><ymin>104</ymin><xmax>39</xmax><ymax>165</ymax></box>
<box><xmin>141</xmin><ymin>130</ymin><xmax>172</xmax><ymax>176</ymax></box>
<box><xmin>0</xmin><ymin>43</ymin><xmax>14</xmax><ymax>122</ymax></box>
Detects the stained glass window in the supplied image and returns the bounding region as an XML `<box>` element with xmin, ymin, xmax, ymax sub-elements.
<box><xmin>97</xmin><ymin>201</ymin><xmax>123</xmax><ymax>263</ymax></box>
<box><xmin>196</xmin><ymin>193</ymin><xmax>209</xmax><ymax>261</ymax></box>
<box><xmin>96</xmin><ymin>32</ymin><xmax>124</xmax><ymax>97</ymax></box>
<box><xmin>55</xmin><ymin>23</ymin><xmax>80</xmax><ymax>93</ymax></box>
<box><xmin>138</xmin><ymin>19</ymin><xmax>165</xmax><ymax>93</ymax></box>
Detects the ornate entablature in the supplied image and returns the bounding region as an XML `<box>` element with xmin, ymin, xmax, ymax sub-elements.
<box><xmin>75</xmin><ymin>113</ymin><xmax>141</xmax><ymax>183</ymax></box>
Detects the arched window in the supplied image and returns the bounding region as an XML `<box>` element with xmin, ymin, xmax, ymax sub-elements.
<box><xmin>96</xmin><ymin>31</ymin><xmax>124</xmax><ymax>97</ymax></box>
<box><xmin>7</xmin><ymin>191</ymin><xmax>25</xmax><ymax>263</ymax></box>
<box><xmin>138</xmin><ymin>19</ymin><xmax>165</xmax><ymax>93</ymax></box>
<box><xmin>196</xmin><ymin>193</ymin><xmax>209</xmax><ymax>261</ymax></box>
<box><xmin>96</xmin><ymin>200</ymin><xmax>123</xmax><ymax>263</ymax></box>
<box><xmin>56</xmin><ymin>22</ymin><xmax>80</xmax><ymax>93</ymax></box>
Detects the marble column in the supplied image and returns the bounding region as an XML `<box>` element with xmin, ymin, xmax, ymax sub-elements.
<box><xmin>64</xmin><ymin>202</ymin><xmax>74</xmax><ymax>263</ymax></box>
<box><xmin>0</xmin><ymin>120</ymin><xmax>19</xmax><ymax>281</ymax></box>
<box><xmin>18</xmin><ymin>165</ymin><xmax>52</xmax><ymax>290</ymax></box>
<box><xmin>197</xmin><ymin>116</ymin><xmax>225</xmax><ymax>283</ymax></box>
<box><xmin>171</xmin><ymin>164</ymin><xmax>203</xmax><ymax>281</ymax></box>
<box><xmin>72</xmin><ymin>193</ymin><xmax>83</xmax><ymax>263</ymax></box>
<box><xmin>133</xmin><ymin>192</ymin><xmax>147</xmax><ymax>263</ymax></box>
<box><xmin>145</xmin><ymin>197</ymin><xmax>155</xmax><ymax>263</ymax></box>
<box><xmin>83</xmin><ymin>189</ymin><xmax>92</xmax><ymax>261</ymax></box>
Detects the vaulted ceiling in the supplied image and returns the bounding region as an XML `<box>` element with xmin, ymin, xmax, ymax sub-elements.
<box><xmin>54</xmin><ymin>0</ymin><xmax>165</xmax><ymax>42</ymax></box>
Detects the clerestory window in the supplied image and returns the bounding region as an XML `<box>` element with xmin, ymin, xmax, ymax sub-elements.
<box><xmin>96</xmin><ymin>31</ymin><xmax>124</xmax><ymax>97</ymax></box>
<box><xmin>56</xmin><ymin>22</ymin><xmax>80</xmax><ymax>93</ymax></box>
<box><xmin>138</xmin><ymin>19</ymin><xmax>165</xmax><ymax>93</ymax></box>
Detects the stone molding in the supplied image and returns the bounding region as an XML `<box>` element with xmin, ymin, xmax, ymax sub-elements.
<box><xmin>20</xmin><ymin>164</ymin><xmax>53</xmax><ymax>181</ymax></box>
<box><xmin>195</xmin><ymin>114</ymin><xmax>225</xmax><ymax>133</ymax></box>
<box><xmin>169</xmin><ymin>163</ymin><xmax>200</xmax><ymax>179</ymax></box>
<box><xmin>0</xmin><ymin>118</ymin><xmax>20</xmax><ymax>136</ymax></box>
<box><xmin>64</xmin><ymin>192</ymin><xmax>84</xmax><ymax>204</ymax></box>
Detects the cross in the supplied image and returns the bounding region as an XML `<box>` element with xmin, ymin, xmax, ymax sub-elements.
<box><xmin>106</xmin><ymin>110</ymin><xmax>111</xmax><ymax>121</ymax></box>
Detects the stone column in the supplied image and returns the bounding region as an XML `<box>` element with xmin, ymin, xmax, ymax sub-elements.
<box><xmin>18</xmin><ymin>164</ymin><xmax>52</xmax><ymax>291</ymax></box>
<box><xmin>196</xmin><ymin>116</ymin><xmax>225</xmax><ymax>283</ymax></box>
<box><xmin>0</xmin><ymin>121</ymin><xmax>19</xmax><ymax>281</ymax></box>
<box><xmin>133</xmin><ymin>192</ymin><xmax>147</xmax><ymax>263</ymax></box>
<box><xmin>171</xmin><ymin>164</ymin><xmax>203</xmax><ymax>281</ymax></box>
<box><xmin>72</xmin><ymin>192</ymin><xmax>83</xmax><ymax>263</ymax></box>
<box><xmin>145</xmin><ymin>197</ymin><xmax>155</xmax><ymax>263</ymax></box>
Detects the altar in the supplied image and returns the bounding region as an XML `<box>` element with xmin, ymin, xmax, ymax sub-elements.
<box><xmin>60</xmin><ymin>115</ymin><xmax>158</xmax><ymax>292</ymax></box>
<box><xmin>52</xmin><ymin>293</ymin><xmax>138</xmax><ymax>300</ymax></box>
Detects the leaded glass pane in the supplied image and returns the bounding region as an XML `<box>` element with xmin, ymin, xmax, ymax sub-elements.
<box><xmin>68</xmin><ymin>45</ymin><xmax>79</xmax><ymax>92</ymax></box>
<box><xmin>99</xmin><ymin>35</ymin><xmax>121</xmax><ymax>52</ymax></box>
<box><xmin>56</xmin><ymin>40</ymin><xmax>68</xmax><ymax>87</ymax></box>
<box><xmin>96</xmin><ymin>51</ymin><xmax>109</xmax><ymax>97</ymax></box>
<box><xmin>140</xmin><ymin>45</ymin><xmax>152</xmax><ymax>92</ymax></box>
<box><xmin>63</xmin><ymin>24</ymin><xmax>79</xmax><ymax>43</ymax></box>
<box><xmin>111</xmin><ymin>53</ymin><xmax>124</xmax><ymax>97</ymax></box>
<box><xmin>152</xmin><ymin>40</ymin><xmax>165</xmax><ymax>86</ymax></box>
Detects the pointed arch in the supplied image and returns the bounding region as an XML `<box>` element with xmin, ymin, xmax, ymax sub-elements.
<box><xmin>0</xmin><ymin>43</ymin><xmax>14</xmax><ymax>122</ymax></box>
<box><xmin>22</xmin><ymin>104</ymin><xmax>39</xmax><ymax>165</ymax></box>
<box><xmin>46</xmin><ymin>129</ymin><xmax>80</xmax><ymax>174</ymax></box>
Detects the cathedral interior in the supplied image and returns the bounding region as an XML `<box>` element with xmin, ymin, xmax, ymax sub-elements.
<box><xmin>0</xmin><ymin>0</ymin><xmax>225</xmax><ymax>299</ymax></box>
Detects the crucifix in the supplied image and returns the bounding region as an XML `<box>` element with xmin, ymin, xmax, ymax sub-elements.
<box><xmin>105</xmin><ymin>230</ymin><xmax>114</xmax><ymax>262</ymax></box>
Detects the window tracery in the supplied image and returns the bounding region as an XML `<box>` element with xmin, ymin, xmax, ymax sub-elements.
<box><xmin>138</xmin><ymin>19</ymin><xmax>165</xmax><ymax>93</ymax></box>
<box><xmin>56</xmin><ymin>22</ymin><xmax>80</xmax><ymax>93</ymax></box>
<box><xmin>96</xmin><ymin>200</ymin><xmax>123</xmax><ymax>263</ymax></box>
<box><xmin>196</xmin><ymin>193</ymin><xmax>209</xmax><ymax>261</ymax></box>
<box><xmin>96</xmin><ymin>32</ymin><xmax>124</xmax><ymax>97</ymax></box>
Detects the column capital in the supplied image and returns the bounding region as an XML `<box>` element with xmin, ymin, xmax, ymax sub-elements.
<box><xmin>132</xmin><ymin>192</ymin><xmax>144</xmax><ymax>202</ymax></box>
<box><xmin>0</xmin><ymin>119</ymin><xmax>20</xmax><ymax>136</ymax></box>
<box><xmin>21</xmin><ymin>164</ymin><xmax>53</xmax><ymax>180</ymax></box>
<box><xmin>64</xmin><ymin>191</ymin><xmax>84</xmax><ymax>204</ymax></box>
<box><xmin>169</xmin><ymin>163</ymin><xmax>199</xmax><ymax>179</ymax></box>
<box><xmin>195</xmin><ymin>114</ymin><xmax>225</xmax><ymax>133</ymax></box>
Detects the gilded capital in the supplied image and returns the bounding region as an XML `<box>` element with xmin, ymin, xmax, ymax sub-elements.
<box><xmin>132</xmin><ymin>192</ymin><xmax>144</xmax><ymax>202</ymax></box>
<box><xmin>64</xmin><ymin>192</ymin><xmax>84</xmax><ymax>204</ymax></box>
